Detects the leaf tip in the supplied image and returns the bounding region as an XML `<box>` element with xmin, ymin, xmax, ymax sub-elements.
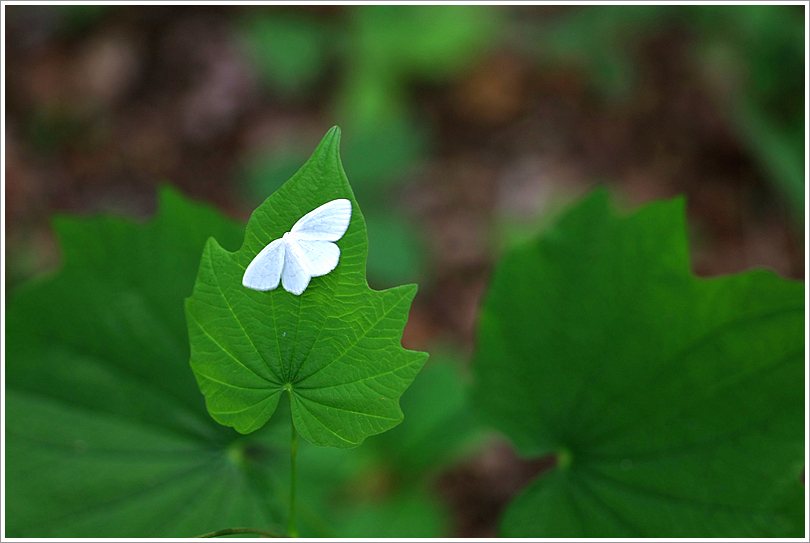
<box><xmin>399</xmin><ymin>282</ymin><xmax>420</xmax><ymax>300</ymax></box>
<box><xmin>321</xmin><ymin>125</ymin><xmax>342</xmax><ymax>151</ymax></box>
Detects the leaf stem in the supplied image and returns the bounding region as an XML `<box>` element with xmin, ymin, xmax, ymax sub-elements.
<box><xmin>289</xmin><ymin>405</ymin><xmax>298</xmax><ymax>538</ymax></box>
<box><xmin>195</xmin><ymin>527</ymin><xmax>281</xmax><ymax>538</ymax></box>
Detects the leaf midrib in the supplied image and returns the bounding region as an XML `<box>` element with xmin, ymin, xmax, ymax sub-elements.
<box><xmin>291</xmin><ymin>263</ymin><xmax>342</xmax><ymax>383</ymax></box>
<box><xmin>580</xmin><ymin>464</ymin><xmax>795</xmax><ymax>516</ymax></box>
<box><xmin>293</xmin><ymin>394</ymin><xmax>356</xmax><ymax>445</ymax></box>
<box><xmin>582</xmin><ymin>388</ymin><xmax>800</xmax><ymax>463</ymax></box>
<box><xmin>588</xmin><ymin>346</ymin><xmax>803</xmax><ymax>450</ymax></box>
<box><xmin>581</xmin><ymin>303</ymin><xmax>804</xmax><ymax>446</ymax></box>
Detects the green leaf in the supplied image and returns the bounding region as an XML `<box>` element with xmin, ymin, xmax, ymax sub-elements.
<box><xmin>471</xmin><ymin>189</ymin><xmax>805</xmax><ymax>537</ymax></box>
<box><xmin>5</xmin><ymin>187</ymin><xmax>291</xmax><ymax>537</ymax></box>
<box><xmin>185</xmin><ymin>127</ymin><xmax>428</xmax><ymax>447</ymax></box>
<box><xmin>54</xmin><ymin>4</ymin><xmax>115</xmax><ymax>34</ymax></box>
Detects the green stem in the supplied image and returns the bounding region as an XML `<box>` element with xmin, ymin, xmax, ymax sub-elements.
<box><xmin>288</xmin><ymin>406</ymin><xmax>298</xmax><ymax>538</ymax></box>
<box><xmin>195</xmin><ymin>527</ymin><xmax>281</xmax><ymax>538</ymax></box>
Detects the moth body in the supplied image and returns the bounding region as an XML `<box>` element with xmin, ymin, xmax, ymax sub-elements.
<box><xmin>242</xmin><ymin>198</ymin><xmax>352</xmax><ymax>295</ymax></box>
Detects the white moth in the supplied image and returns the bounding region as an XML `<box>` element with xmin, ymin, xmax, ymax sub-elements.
<box><xmin>242</xmin><ymin>198</ymin><xmax>352</xmax><ymax>295</ymax></box>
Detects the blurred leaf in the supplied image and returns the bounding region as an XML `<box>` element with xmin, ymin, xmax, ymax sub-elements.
<box><xmin>734</xmin><ymin>97</ymin><xmax>805</xmax><ymax>216</ymax></box>
<box><xmin>532</xmin><ymin>5</ymin><xmax>665</xmax><ymax>96</ymax></box>
<box><xmin>692</xmin><ymin>5</ymin><xmax>804</xmax><ymax>105</ymax></box>
<box><xmin>338</xmin><ymin>112</ymin><xmax>428</xmax><ymax>196</ymax></box>
<box><xmin>692</xmin><ymin>5</ymin><xmax>805</xmax><ymax>215</ymax></box>
<box><xmin>5</xmin><ymin>187</ymin><xmax>292</xmax><ymax>537</ymax></box>
<box><xmin>238</xmin><ymin>11</ymin><xmax>328</xmax><ymax>95</ymax></box>
<box><xmin>330</xmin><ymin>5</ymin><xmax>499</xmax><ymax>196</ymax></box>
<box><xmin>27</xmin><ymin>108</ymin><xmax>88</xmax><ymax>154</ymax></box>
<box><xmin>364</xmin><ymin>213</ymin><xmax>427</xmax><ymax>289</ymax></box>
<box><xmin>241</xmin><ymin>146</ymin><xmax>311</xmax><ymax>205</ymax></box>
<box><xmin>55</xmin><ymin>4</ymin><xmax>114</xmax><ymax>34</ymax></box>
<box><xmin>335</xmin><ymin>488</ymin><xmax>448</xmax><ymax>538</ymax></box>
<box><xmin>185</xmin><ymin>127</ymin><xmax>428</xmax><ymax>447</ymax></box>
<box><xmin>354</xmin><ymin>5</ymin><xmax>500</xmax><ymax>82</ymax></box>
<box><xmin>472</xmin><ymin>189</ymin><xmax>805</xmax><ymax>537</ymax></box>
<box><xmin>307</xmin><ymin>352</ymin><xmax>481</xmax><ymax>538</ymax></box>
<box><xmin>336</xmin><ymin>67</ymin><xmax>407</xmax><ymax>127</ymax></box>
<box><xmin>530</xmin><ymin>5</ymin><xmax>805</xmax><ymax>212</ymax></box>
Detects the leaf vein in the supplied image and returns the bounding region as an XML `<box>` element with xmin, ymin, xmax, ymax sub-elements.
<box><xmin>297</xmin><ymin>289</ymin><xmax>412</xmax><ymax>384</ymax></box>
<box><xmin>187</xmin><ymin>309</ymin><xmax>275</xmax><ymax>387</ymax></box>
<box><xmin>296</xmin><ymin>393</ymin><xmax>399</xmax><ymax>421</ymax></box>
<box><xmin>293</xmin><ymin>396</ymin><xmax>355</xmax><ymax>445</ymax></box>
<box><xmin>211</xmin><ymin>262</ymin><xmax>283</xmax><ymax>384</ymax></box>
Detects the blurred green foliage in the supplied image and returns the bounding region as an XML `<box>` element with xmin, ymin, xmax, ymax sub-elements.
<box><xmin>525</xmin><ymin>5</ymin><xmax>664</xmax><ymax>96</ymax></box>
<box><xmin>238</xmin><ymin>12</ymin><xmax>329</xmax><ymax>97</ymax></box>
<box><xmin>472</xmin><ymin>189</ymin><xmax>805</xmax><ymax>537</ymax></box>
<box><xmin>239</xmin><ymin>5</ymin><xmax>500</xmax><ymax>186</ymax></box>
<box><xmin>334</xmin><ymin>5</ymin><xmax>499</xmax><ymax>194</ymax></box>
<box><xmin>525</xmin><ymin>5</ymin><xmax>805</xmax><ymax>214</ymax></box>
<box><xmin>365</xmin><ymin>352</ymin><xmax>483</xmax><ymax>477</ymax></box>
<box><xmin>55</xmin><ymin>4</ymin><xmax>115</xmax><ymax>35</ymax></box>
<box><xmin>335</xmin><ymin>488</ymin><xmax>448</xmax><ymax>538</ymax></box>
<box><xmin>349</xmin><ymin>5</ymin><xmax>500</xmax><ymax>84</ymax></box>
<box><xmin>696</xmin><ymin>6</ymin><xmax>805</xmax><ymax>216</ymax></box>
<box><xmin>364</xmin><ymin>213</ymin><xmax>428</xmax><ymax>289</ymax></box>
<box><xmin>27</xmin><ymin>108</ymin><xmax>90</xmax><ymax>154</ymax></box>
<box><xmin>238</xmin><ymin>6</ymin><xmax>502</xmax><ymax>288</ymax></box>
<box><xmin>242</xmin><ymin>145</ymin><xmax>310</xmax><ymax>202</ymax></box>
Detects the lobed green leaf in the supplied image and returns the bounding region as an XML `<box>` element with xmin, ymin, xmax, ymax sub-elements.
<box><xmin>185</xmin><ymin>127</ymin><xmax>428</xmax><ymax>447</ymax></box>
<box><xmin>5</xmin><ymin>187</ymin><xmax>289</xmax><ymax>537</ymax></box>
<box><xmin>472</xmin><ymin>189</ymin><xmax>805</xmax><ymax>537</ymax></box>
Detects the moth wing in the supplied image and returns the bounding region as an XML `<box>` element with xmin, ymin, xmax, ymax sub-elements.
<box><xmin>290</xmin><ymin>198</ymin><xmax>351</xmax><ymax>241</ymax></box>
<box><xmin>281</xmin><ymin>239</ymin><xmax>312</xmax><ymax>295</ymax></box>
<box><xmin>242</xmin><ymin>238</ymin><xmax>285</xmax><ymax>291</ymax></box>
<box><xmin>294</xmin><ymin>238</ymin><xmax>341</xmax><ymax>277</ymax></box>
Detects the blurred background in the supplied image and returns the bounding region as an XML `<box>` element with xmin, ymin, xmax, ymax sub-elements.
<box><xmin>4</xmin><ymin>4</ymin><xmax>806</xmax><ymax>537</ymax></box>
